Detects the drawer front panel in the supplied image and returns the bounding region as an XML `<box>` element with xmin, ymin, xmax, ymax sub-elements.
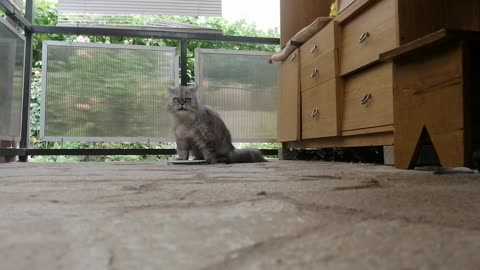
<box><xmin>300</xmin><ymin>21</ymin><xmax>337</xmax><ymax>65</ymax></box>
<box><xmin>342</xmin><ymin>63</ymin><xmax>393</xmax><ymax>132</ymax></box>
<box><xmin>340</xmin><ymin>0</ymin><xmax>397</xmax><ymax>75</ymax></box>
<box><xmin>301</xmin><ymin>49</ymin><xmax>338</xmax><ymax>91</ymax></box>
<box><xmin>302</xmin><ymin>78</ymin><xmax>340</xmax><ymax>139</ymax></box>
<box><xmin>278</xmin><ymin>50</ymin><xmax>301</xmax><ymax>142</ymax></box>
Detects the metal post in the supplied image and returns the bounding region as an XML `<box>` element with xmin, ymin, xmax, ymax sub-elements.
<box><xmin>19</xmin><ymin>0</ymin><xmax>34</xmax><ymax>162</ymax></box>
<box><xmin>180</xmin><ymin>39</ymin><xmax>188</xmax><ymax>86</ymax></box>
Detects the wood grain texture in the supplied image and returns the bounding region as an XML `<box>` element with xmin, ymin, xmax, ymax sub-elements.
<box><xmin>337</xmin><ymin>0</ymin><xmax>357</xmax><ymax>14</ymax></box>
<box><xmin>300</xmin><ymin>22</ymin><xmax>340</xmax><ymax>91</ymax></box>
<box><xmin>277</xmin><ymin>50</ymin><xmax>301</xmax><ymax>142</ymax></box>
<box><xmin>300</xmin><ymin>21</ymin><xmax>337</xmax><ymax>62</ymax></box>
<box><xmin>380</xmin><ymin>29</ymin><xmax>449</xmax><ymax>61</ymax></box>
<box><xmin>380</xmin><ymin>29</ymin><xmax>480</xmax><ymax>61</ymax></box>
<box><xmin>342</xmin><ymin>62</ymin><xmax>393</xmax><ymax>132</ymax></box>
<box><xmin>278</xmin><ymin>0</ymin><xmax>480</xmax><ymax>159</ymax></box>
<box><xmin>335</xmin><ymin>0</ymin><xmax>378</xmax><ymax>24</ymax></box>
<box><xmin>393</xmin><ymin>44</ymin><xmax>465</xmax><ymax>168</ymax></box>
<box><xmin>300</xmin><ymin>50</ymin><xmax>339</xmax><ymax>91</ymax></box>
<box><xmin>446</xmin><ymin>0</ymin><xmax>480</xmax><ymax>34</ymax></box>
<box><xmin>397</xmin><ymin>0</ymin><xmax>480</xmax><ymax>45</ymax></box>
<box><xmin>301</xmin><ymin>78</ymin><xmax>341</xmax><ymax>139</ymax></box>
<box><xmin>341</xmin><ymin>125</ymin><xmax>393</xmax><ymax>137</ymax></box>
<box><xmin>287</xmin><ymin>131</ymin><xmax>394</xmax><ymax>149</ymax></box>
<box><xmin>340</xmin><ymin>0</ymin><xmax>397</xmax><ymax>75</ymax></box>
<box><xmin>280</xmin><ymin>0</ymin><xmax>334</xmax><ymax>47</ymax></box>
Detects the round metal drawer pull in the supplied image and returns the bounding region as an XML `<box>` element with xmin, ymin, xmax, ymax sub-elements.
<box><xmin>290</xmin><ymin>53</ymin><xmax>297</xmax><ymax>62</ymax></box>
<box><xmin>310</xmin><ymin>44</ymin><xmax>318</xmax><ymax>54</ymax></box>
<box><xmin>361</xmin><ymin>93</ymin><xmax>372</xmax><ymax>105</ymax></box>
<box><xmin>311</xmin><ymin>68</ymin><xmax>319</xmax><ymax>78</ymax></box>
<box><xmin>358</xmin><ymin>32</ymin><xmax>370</xmax><ymax>43</ymax></box>
<box><xmin>311</xmin><ymin>108</ymin><xmax>319</xmax><ymax>118</ymax></box>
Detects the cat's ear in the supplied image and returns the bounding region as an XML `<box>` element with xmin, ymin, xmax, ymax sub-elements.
<box><xmin>167</xmin><ymin>86</ymin><xmax>176</xmax><ymax>93</ymax></box>
<box><xmin>190</xmin><ymin>85</ymin><xmax>199</xmax><ymax>93</ymax></box>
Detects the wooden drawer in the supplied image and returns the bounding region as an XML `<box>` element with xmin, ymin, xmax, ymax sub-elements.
<box><xmin>339</xmin><ymin>0</ymin><xmax>397</xmax><ymax>76</ymax></box>
<box><xmin>300</xmin><ymin>22</ymin><xmax>339</xmax><ymax>91</ymax></box>
<box><xmin>300</xmin><ymin>21</ymin><xmax>337</xmax><ymax>64</ymax></box>
<box><xmin>277</xmin><ymin>50</ymin><xmax>301</xmax><ymax>142</ymax></box>
<box><xmin>302</xmin><ymin>78</ymin><xmax>341</xmax><ymax>139</ymax></box>
<box><xmin>301</xmin><ymin>50</ymin><xmax>339</xmax><ymax>91</ymax></box>
<box><xmin>342</xmin><ymin>62</ymin><xmax>393</xmax><ymax>134</ymax></box>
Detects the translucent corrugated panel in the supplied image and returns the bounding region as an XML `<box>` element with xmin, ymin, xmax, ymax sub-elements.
<box><xmin>9</xmin><ymin>0</ymin><xmax>23</xmax><ymax>10</ymax></box>
<box><xmin>0</xmin><ymin>19</ymin><xmax>25</xmax><ymax>142</ymax></box>
<box><xmin>195</xmin><ymin>49</ymin><xmax>278</xmax><ymax>142</ymax></box>
<box><xmin>58</xmin><ymin>0</ymin><xmax>222</xmax><ymax>16</ymax></box>
<box><xmin>41</xmin><ymin>41</ymin><xmax>178</xmax><ymax>142</ymax></box>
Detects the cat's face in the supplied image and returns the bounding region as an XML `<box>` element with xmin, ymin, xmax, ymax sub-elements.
<box><xmin>167</xmin><ymin>85</ymin><xmax>200</xmax><ymax>116</ymax></box>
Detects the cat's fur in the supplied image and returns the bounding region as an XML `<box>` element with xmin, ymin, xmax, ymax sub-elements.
<box><xmin>167</xmin><ymin>85</ymin><xmax>266</xmax><ymax>164</ymax></box>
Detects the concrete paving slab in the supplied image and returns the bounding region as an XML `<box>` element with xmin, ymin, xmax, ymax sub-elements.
<box><xmin>0</xmin><ymin>161</ymin><xmax>479</xmax><ymax>270</ymax></box>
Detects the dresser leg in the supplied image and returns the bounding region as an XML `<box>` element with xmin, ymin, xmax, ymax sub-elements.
<box><xmin>383</xmin><ymin>145</ymin><xmax>395</xmax><ymax>165</ymax></box>
<box><xmin>429</xmin><ymin>128</ymin><xmax>465</xmax><ymax>168</ymax></box>
<box><xmin>394</xmin><ymin>125</ymin><xmax>424</xmax><ymax>169</ymax></box>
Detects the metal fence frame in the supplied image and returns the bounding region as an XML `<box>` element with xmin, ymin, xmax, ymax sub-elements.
<box><xmin>0</xmin><ymin>0</ymin><xmax>280</xmax><ymax>160</ymax></box>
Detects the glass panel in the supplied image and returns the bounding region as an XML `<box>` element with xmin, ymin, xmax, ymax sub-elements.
<box><xmin>0</xmin><ymin>19</ymin><xmax>25</xmax><ymax>141</ymax></box>
<box><xmin>195</xmin><ymin>49</ymin><xmax>278</xmax><ymax>142</ymax></box>
<box><xmin>41</xmin><ymin>42</ymin><xmax>178</xmax><ymax>142</ymax></box>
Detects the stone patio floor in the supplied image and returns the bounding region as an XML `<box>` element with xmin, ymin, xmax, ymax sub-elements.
<box><xmin>1</xmin><ymin>160</ymin><xmax>479</xmax><ymax>270</ymax></box>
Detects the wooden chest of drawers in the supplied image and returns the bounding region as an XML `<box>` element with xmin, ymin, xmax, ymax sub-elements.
<box><xmin>278</xmin><ymin>0</ymin><xmax>480</xmax><ymax>167</ymax></box>
<box><xmin>278</xmin><ymin>0</ymin><xmax>396</xmax><ymax>146</ymax></box>
<box><xmin>278</xmin><ymin>0</ymin><xmax>397</xmax><ymax>146</ymax></box>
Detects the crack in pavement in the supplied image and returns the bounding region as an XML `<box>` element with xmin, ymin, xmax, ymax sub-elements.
<box><xmin>95</xmin><ymin>190</ymin><xmax>480</xmax><ymax>233</ymax></box>
<box><xmin>201</xmin><ymin>194</ymin><xmax>480</xmax><ymax>269</ymax></box>
<box><xmin>332</xmin><ymin>179</ymin><xmax>382</xmax><ymax>191</ymax></box>
<box><xmin>201</xmin><ymin>222</ymin><xmax>343</xmax><ymax>270</ymax></box>
<box><xmin>269</xmin><ymin>194</ymin><xmax>480</xmax><ymax>232</ymax></box>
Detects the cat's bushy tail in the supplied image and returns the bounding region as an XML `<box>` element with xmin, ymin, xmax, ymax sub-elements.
<box><xmin>231</xmin><ymin>148</ymin><xmax>267</xmax><ymax>163</ymax></box>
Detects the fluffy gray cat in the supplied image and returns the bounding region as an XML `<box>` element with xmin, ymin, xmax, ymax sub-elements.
<box><xmin>167</xmin><ymin>85</ymin><xmax>267</xmax><ymax>164</ymax></box>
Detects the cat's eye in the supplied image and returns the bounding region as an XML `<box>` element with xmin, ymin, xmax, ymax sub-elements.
<box><xmin>173</xmin><ymin>98</ymin><xmax>179</xmax><ymax>102</ymax></box>
<box><xmin>185</xmin><ymin>98</ymin><xmax>192</xmax><ymax>102</ymax></box>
